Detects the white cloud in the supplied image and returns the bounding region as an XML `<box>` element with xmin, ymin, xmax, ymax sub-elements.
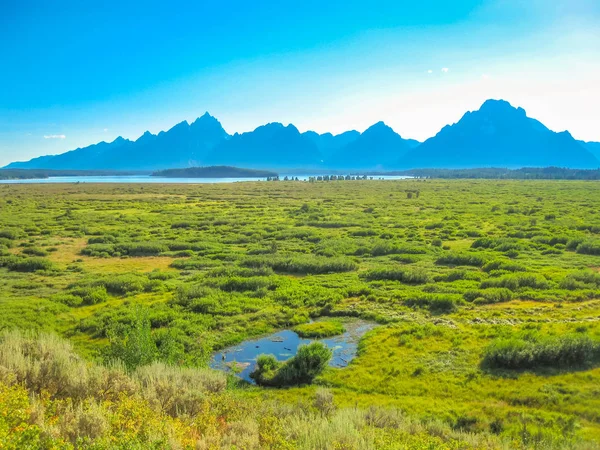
<box><xmin>103</xmin><ymin>128</ymin><xmax>108</xmax><ymax>132</ymax></box>
<box><xmin>441</xmin><ymin>68</ymin><xmax>449</xmax><ymax>73</ymax></box>
<box><xmin>43</xmin><ymin>134</ymin><xmax>66</xmax><ymax>139</ymax></box>
<box><xmin>427</xmin><ymin>69</ymin><xmax>433</xmax><ymax>74</ymax></box>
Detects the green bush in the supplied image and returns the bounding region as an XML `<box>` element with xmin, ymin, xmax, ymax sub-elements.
<box><xmin>482</xmin><ymin>334</ymin><xmax>600</xmax><ymax>370</ymax></box>
<box><xmin>482</xmin><ymin>260</ymin><xmax>526</xmax><ymax>273</ymax></box>
<box><xmin>251</xmin><ymin>342</ymin><xmax>332</xmax><ymax>386</ymax></box>
<box><xmin>480</xmin><ymin>274</ymin><xmax>549</xmax><ymax>291</ymax></box>
<box><xmin>242</xmin><ymin>255</ymin><xmax>357</xmax><ymax>274</ymax></box>
<box><xmin>464</xmin><ymin>288</ymin><xmax>513</xmax><ymax>304</ymax></box>
<box><xmin>560</xmin><ymin>271</ymin><xmax>600</xmax><ymax>290</ymax></box>
<box><xmin>0</xmin><ymin>229</ymin><xmax>18</xmax><ymax>240</ymax></box>
<box><xmin>6</xmin><ymin>257</ymin><xmax>54</xmax><ymax>272</ymax></box>
<box><xmin>88</xmin><ymin>235</ymin><xmax>117</xmax><ymax>244</ymax></box>
<box><xmin>576</xmin><ymin>240</ymin><xmax>600</xmax><ymax>256</ymax></box>
<box><xmin>404</xmin><ymin>294</ymin><xmax>459</xmax><ymax>313</ymax></box>
<box><xmin>69</xmin><ymin>286</ymin><xmax>109</xmax><ymax>305</ymax></box>
<box><xmin>361</xmin><ymin>268</ymin><xmax>430</xmax><ymax>284</ymax></box>
<box><xmin>22</xmin><ymin>247</ymin><xmax>48</xmax><ymax>257</ymax></box>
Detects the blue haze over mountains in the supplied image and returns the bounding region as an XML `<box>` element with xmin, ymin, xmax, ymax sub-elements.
<box><xmin>6</xmin><ymin>100</ymin><xmax>599</xmax><ymax>171</ymax></box>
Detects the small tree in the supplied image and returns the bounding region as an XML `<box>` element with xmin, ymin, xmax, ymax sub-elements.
<box><xmin>105</xmin><ymin>307</ymin><xmax>157</xmax><ymax>371</ymax></box>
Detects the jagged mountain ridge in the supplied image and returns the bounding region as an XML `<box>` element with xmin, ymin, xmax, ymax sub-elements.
<box><xmin>401</xmin><ymin>100</ymin><xmax>598</xmax><ymax>169</ymax></box>
<box><xmin>6</xmin><ymin>100</ymin><xmax>599</xmax><ymax>170</ymax></box>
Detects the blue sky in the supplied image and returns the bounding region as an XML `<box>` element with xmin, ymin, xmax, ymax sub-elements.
<box><xmin>1</xmin><ymin>0</ymin><xmax>599</xmax><ymax>166</ymax></box>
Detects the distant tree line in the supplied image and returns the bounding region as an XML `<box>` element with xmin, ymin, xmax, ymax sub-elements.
<box><xmin>393</xmin><ymin>167</ymin><xmax>600</xmax><ymax>180</ymax></box>
<box><xmin>268</xmin><ymin>175</ymin><xmax>375</xmax><ymax>182</ymax></box>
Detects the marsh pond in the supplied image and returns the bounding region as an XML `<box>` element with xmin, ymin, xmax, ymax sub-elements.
<box><xmin>210</xmin><ymin>319</ymin><xmax>376</xmax><ymax>382</ymax></box>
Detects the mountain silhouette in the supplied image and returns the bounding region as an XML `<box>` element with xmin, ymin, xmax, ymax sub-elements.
<box><xmin>5</xmin><ymin>101</ymin><xmax>599</xmax><ymax>171</ymax></box>
<box><xmin>7</xmin><ymin>113</ymin><xmax>229</xmax><ymax>171</ymax></box>
<box><xmin>303</xmin><ymin>130</ymin><xmax>360</xmax><ymax>160</ymax></box>
<box><xmin>402</xmin><ymin>100</ymin><xmax>599</xmax><ymax>169</ymax></box>
<box><xmin>203</xmin><ymin>123</ymin><xmax>322</xmax><ymax>168</ymax></box>
<box><xmin>579</xmin><ymin>141</ymin><xmax>600</xmax><ymax>161</ymax></box>
<box><xmin>327</xmin><ymin>122</ymin><xmax>414</xmax><ymax>169</ymax></box>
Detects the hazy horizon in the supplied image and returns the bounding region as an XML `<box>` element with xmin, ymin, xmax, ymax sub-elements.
<box><xmin>1</xmin><ymin>0</ymin><xmax>599</xmax><ymax>166</ymax></box>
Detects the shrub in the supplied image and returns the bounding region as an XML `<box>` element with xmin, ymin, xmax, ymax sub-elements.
<box><xmin>217</xmin><ymin>276</ymin><xmax>277</xmax><ymax>293</ymax></box>
<box><xmin>69</xmin><ymin>286</ymin><xmax>109</xmax><ymax>305</ymax></box>
<box><xmin>464</xmin><ymin>288</ymin><xmax>513</xmax><ymax>304</ymax></box>
<box><xmin>251</xmin><ymin>342</ymin><xmax>332</xmax><ymax>386</ymax></box>
<box><xmin>404</xmin><ymin>294</ymin><xmax>459</xmax><ymax>313</ymax></box>
<box><xmin>88</xmin><ymin>235</ymin><xmax>117</xmax><ymax>244</ymax></box>
<box><xmin>117</xmin><ymin>242</ymin><xmax>168</xmax><ymax>257</ymax></box>
<box><xmin>22</xmin><ymin>247</ymin><xmax>48</xmax><ymax>256</ymax></box>
<box><xmin>436</xmin><ymin>252</ymin><xmax>486</xmax><ymax>267</ymax></box>
<box><xmin>367</xmin><ymin>243</ymin><xmax>427</xmax><ymax>257</ymax></box>
<box><xmin>471</xmin><ymin>238</ymin><xmax>522</xmax><ymax>252</ymax></box>
<box><xmin>480</xmin><ymin>274</ymin><xmax>549</xmax><ymax>291</ymax></box>
<box><xmin>6</xmin><ymin>257</ymin><xmax>54</xmax><ymax>272</ymax></box>
<box><xmin>560</xmin><ymin>271</ymin><xmax>600</xmax><ymax>290</ymax></box>
<box><xmin>104</xmin><ymin>310</ymin><xmax>159</xmax><ymax>371</ymax></box>
<box><xmin>482</xmin><ymin>334</ymin><xmax>600</xmax><ymax>370</ymax></box>
<box><xmin>482</xmin><ymin>260</ymin><xmax>526</xmax><ymax>273</ymax></box>
<box><xmin>103</xmin><ymin>274</ymin><xmax>149</xmax><ymax>295</ymax></box>
<box><xmin>0</xmin><ymin>229</ymin><xmax>18</xmax><ymax>240</ymax></box>
<box><xmin>362</xmin><ymin>268</ymin><xmax>430</xmax><ymax>284</ymax></box>
<box><xmin>242</xmin><ymin>255</ymin><xmax>357</xmax><ymax>274</ymax></box>
<box><xmin>576</xmin><ymin>240</ymin><xmax>600</xmax><ymax>256</ymax></box>
<box><xmin>50</xmin><ymin>293</ymin><xmax>84</xmax><ymax>307</ymax></box>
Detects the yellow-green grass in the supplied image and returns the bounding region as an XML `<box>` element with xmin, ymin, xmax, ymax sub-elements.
<box><xmin>1</xmin><ymin>180</ymin><xmax>600</xmax><ymax>447</ymax></box>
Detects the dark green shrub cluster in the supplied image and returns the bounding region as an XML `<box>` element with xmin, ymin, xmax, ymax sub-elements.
<box><xmin>68</xmin><ymin>286</ymin><xmax>109</xmax><ymax>305</ymax></box>
<box><xmin>404</xmin><ymin>294</ymin><xmax>460</xmax><ymax>313</ymax></box>
<box><xmin>0</xmin><ymin>229</ymin><xmax>18</xmax><ymax>240</ymax></box>
<box><xmin>68</xmin><ymin>274</ymin><xmax>163</xmax><ymax>299</ymax></box>
<box><xmin>250</xmin><ymin>342</ymin><xmax>332</xmax><ymax>386</ymax></box>
<box><xmin>22</xmin><ymin>247</ymin><xmax>48</xmax><ymax>257</ymax></box>
<box><xmin>3</xmin><ymin>256</ymin><xmax>54</xmax><ymax>272</ymax></box>
<box><xmin>464</xmin><ymin>288</ymin><xmax>513</xmax><ymax>304</ymax></box>
<box><xmin>82</xmin><ymin>242</ymin><xmax>169</xmax><ymax>257</ymax></box>
<box><xmin>361</xmin><ymin>268</ymin><xmax>430</xmax><ymax>284</ymax></box>
<box><xmin>482</xmin><ymin>260</ymin><xmax>526</xmax><ymax>273</ymax></box>
<box><xmin>436</xmin><ymin>252</ymin><xmax>486</xmax><ymax>267</ymax></box>
<box><xmin>482</xmin><ymin>334</ymin><xmax>600</xmax><ymax>370</ymax></box>
<box><xmin>214</xmin><ymin>276</ymin><xmax>277</xmax><ymax>293</ymax></box>
<box><xmin>88</xmin><ymin>235</ymin><xmax>117</xmax><ymax>244</ymax></box>
<box><xmin>242</xmin><ymin>255</ymin><xmax>357</xmax><ymax>274</ymax></box>
<box><xmin>560</xmin><ymin>271</ymin><xmax>600</xmax><ymax>290</ymax></box>
<box><xmin>357</xmin><ymin>242</ymin><xmax>427</xmax><ymax>257</ymax></box>
<box><xmin>433</xmin><ymin>269</ymin><xmax>481</xmax><ymax>282</ymax></box>
<box><xmin>575</xmin><ymin>240</ymin><xmax>600</xmax><ymax>256</ymax></box>
<box><xmin>533</xmin><ymin>235</ymin><xmax>569</xmax><ymax>246</ymax></box>
<box><xmin>472</xmin><ymin>237</ymin><xmax>522</xmax><ymax>252</ymax></box>
<box><xmin>480</xmin><ymin>274</ymin><xmax>549</xmax><ymax>291</ymax></box>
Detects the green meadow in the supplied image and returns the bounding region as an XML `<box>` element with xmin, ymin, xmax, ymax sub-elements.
<box><xmin>1</xmin><ymin>179</ymin><xmax>600</xmax><ymax>449</ymax></box>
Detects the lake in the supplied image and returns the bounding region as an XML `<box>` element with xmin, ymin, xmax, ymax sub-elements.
<box><xmin>0</xmin><ymin>175</ymin><xmax>413</xmax><ymax>184</ymax></box>
<box><xmin>210</xmin><ymin>319</ymin><xmax>376</xmax><ymax>383</ymax></box>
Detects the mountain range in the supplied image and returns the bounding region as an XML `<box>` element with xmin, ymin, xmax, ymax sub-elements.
<box><xmin>6</xmin><ymin>100</ymin><xmax>599</xmax><ymax>171</ymax></box>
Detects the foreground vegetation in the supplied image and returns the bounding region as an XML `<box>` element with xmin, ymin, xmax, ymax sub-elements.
<box><xmin>1</xmin><ymin>179</ymin><xmax>600</xmax><ymax>448</ymax></box>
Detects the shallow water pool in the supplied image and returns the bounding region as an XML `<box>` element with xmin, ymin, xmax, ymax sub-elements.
<box><xmin>210</xmin><ymin>319</ymin><xmax>375</xmax><ymax>383</ymax></box>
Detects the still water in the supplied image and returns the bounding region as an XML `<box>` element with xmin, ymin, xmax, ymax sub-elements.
<box><xmin>210</xmin><ymin>320</ymin><xmax>375</xmax><ymax>383</ymax></box>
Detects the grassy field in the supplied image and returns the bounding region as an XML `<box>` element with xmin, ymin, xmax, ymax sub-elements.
<box><xmin>1</xmin><ymin>179</ymin><xmax>600</xmax><ymax>449</ymax></box>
